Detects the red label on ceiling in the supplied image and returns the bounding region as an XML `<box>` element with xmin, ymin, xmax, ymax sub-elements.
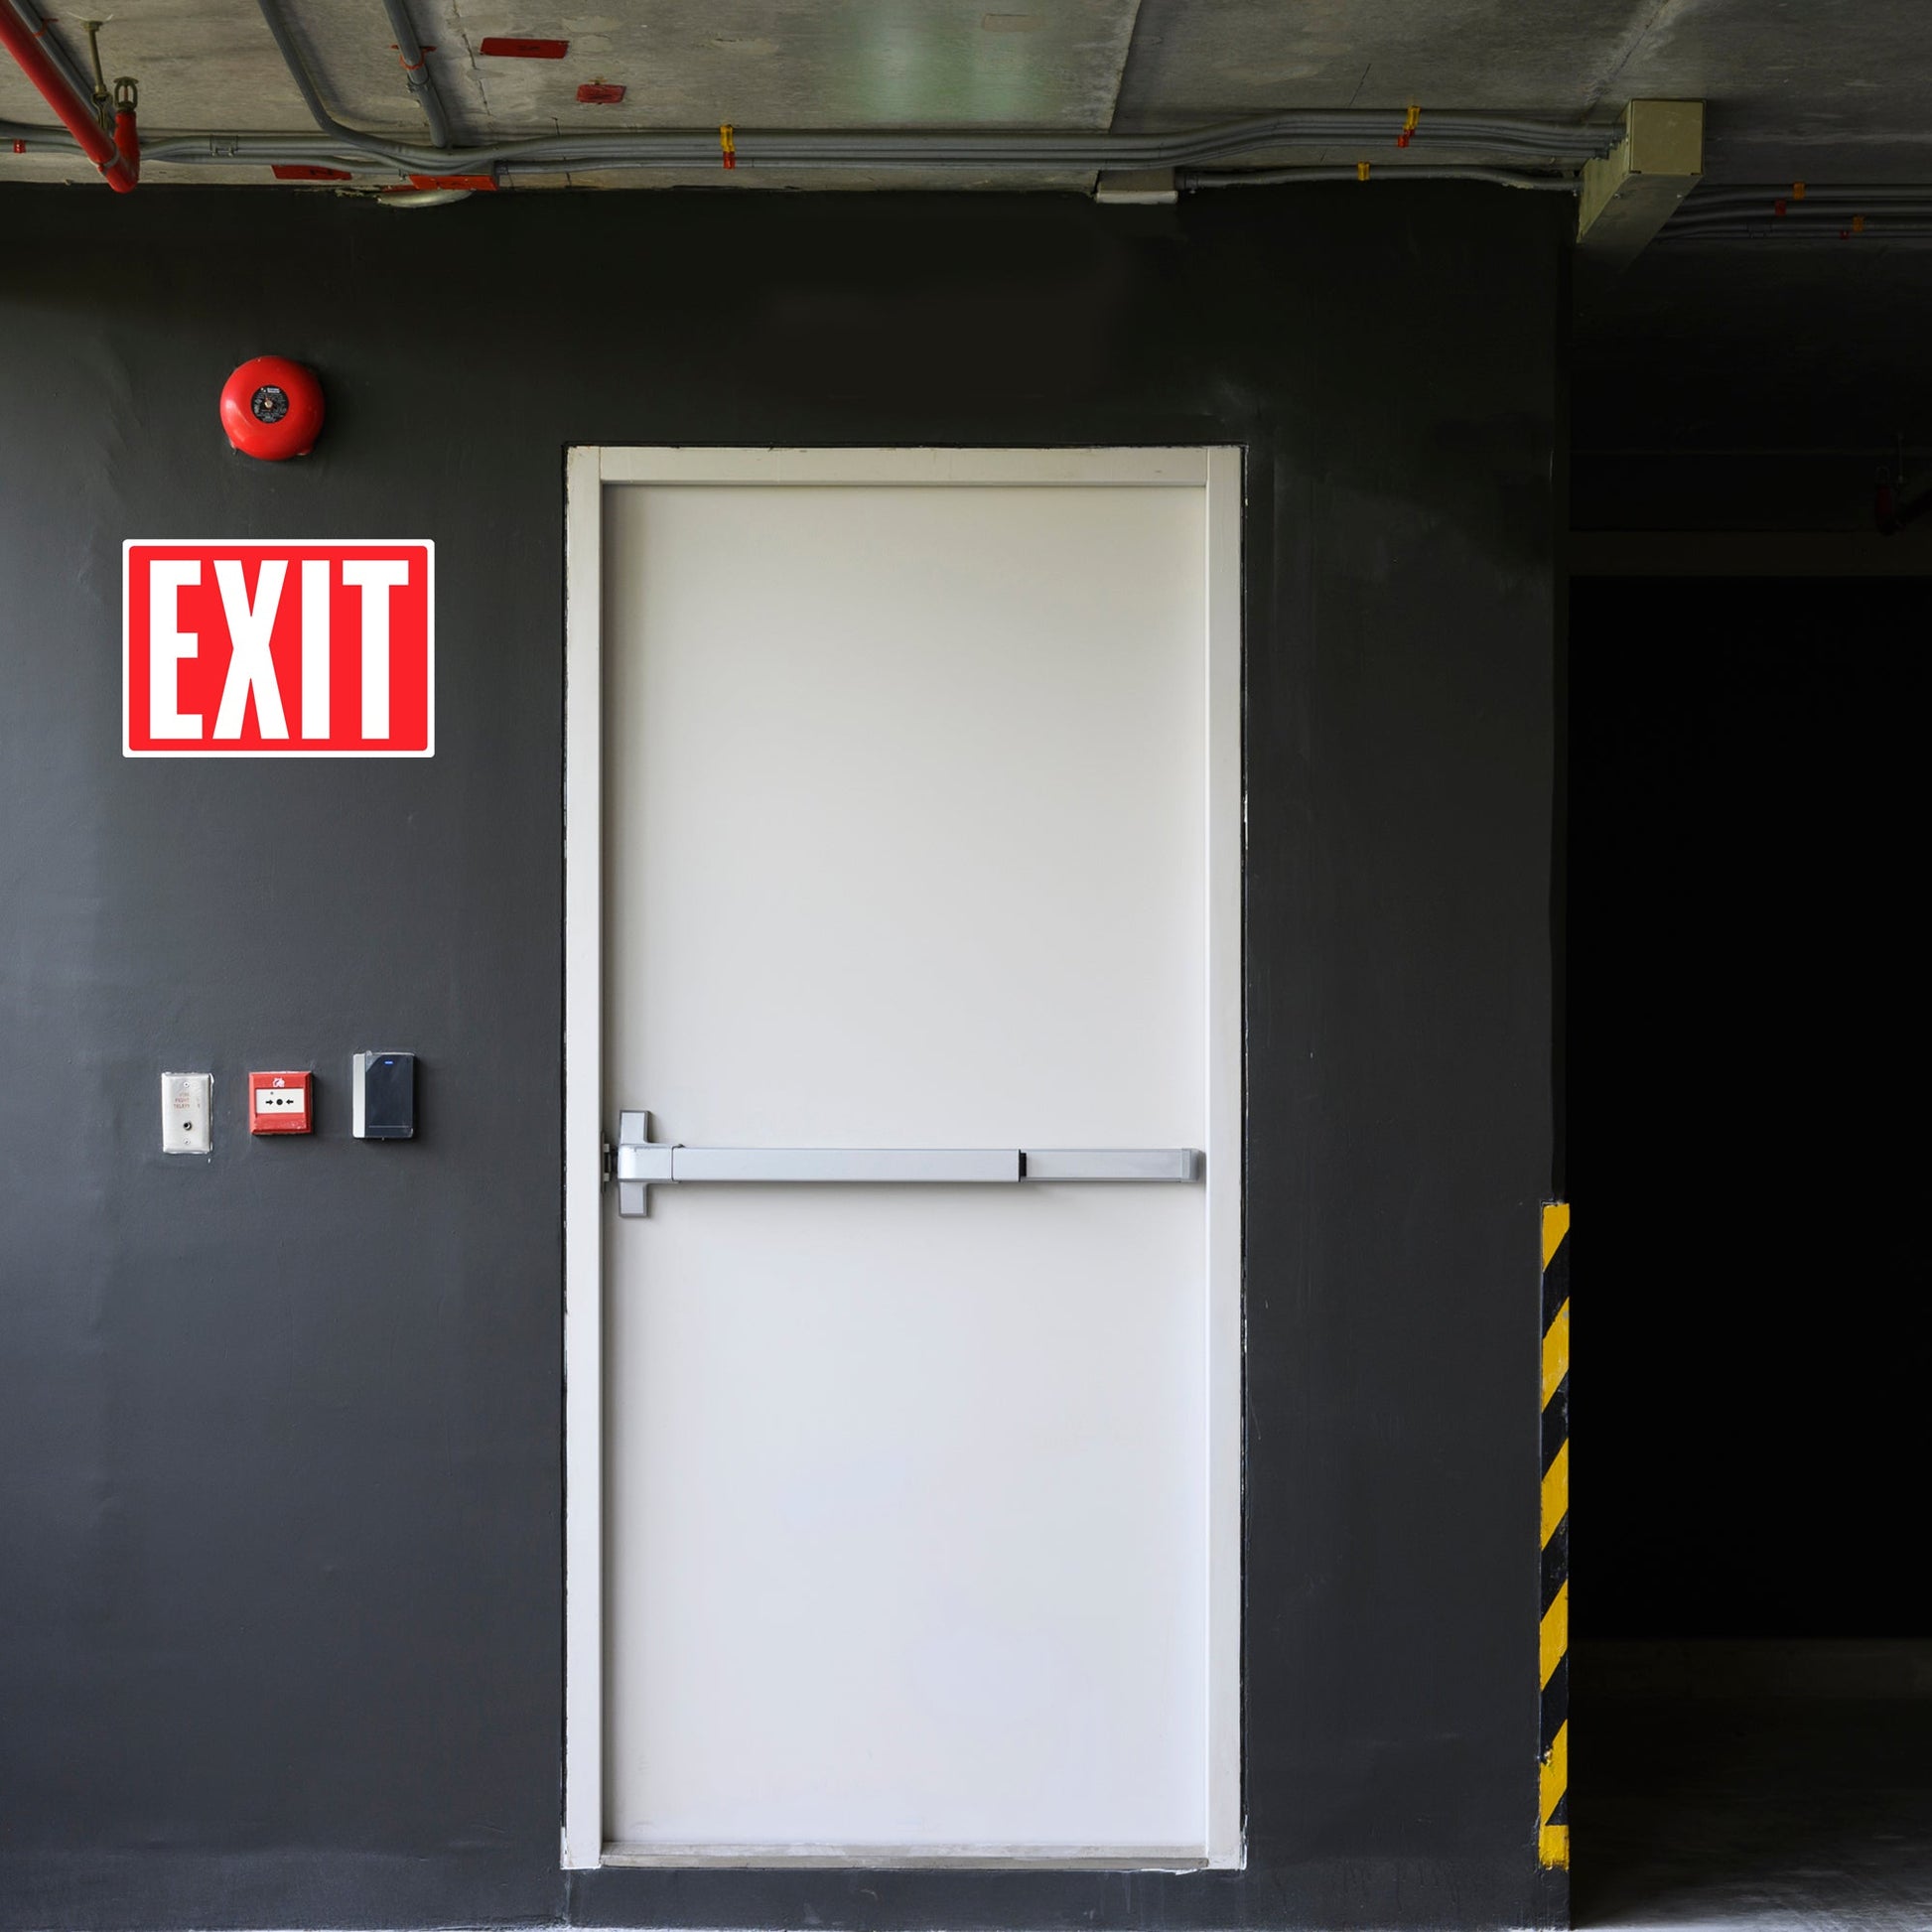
<box><xmin>479</xmin><ymin>35</ymin><xmax>567</xmax><ymax>57</ymax></box>
<box><xmin>123</xmin><ymin>541</ymin><xmax>434</xmax><ymax>757</ymax></box>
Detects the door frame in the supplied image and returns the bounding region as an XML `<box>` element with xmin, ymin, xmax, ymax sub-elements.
<box><xmin>562</xmin><ymin>446</ymin><xmax>1244</xmax><ymax>1871</ymax></box>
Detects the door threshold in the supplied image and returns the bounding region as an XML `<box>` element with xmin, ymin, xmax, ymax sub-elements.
<box><xmin>600</xmin><ymin>1843</ymin><xmax>1217</xmax><ymax>1871</ymax></box>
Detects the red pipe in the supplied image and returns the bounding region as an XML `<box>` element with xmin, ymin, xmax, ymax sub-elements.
<box><xmin>112</xmin><ymin>102</ymin><xmax>137</xmax><ymax>185</ymax></box>
<box><xmin>0</xmin><ymin>2</ymin><xmax>138</xmax><ymax>191</ymax></box>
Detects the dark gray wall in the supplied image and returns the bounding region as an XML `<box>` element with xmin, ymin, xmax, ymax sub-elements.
<box><xmin>0</xmin><ymin>184</ymin><xmax>1562</xmax><ymax>1932</ymax></box>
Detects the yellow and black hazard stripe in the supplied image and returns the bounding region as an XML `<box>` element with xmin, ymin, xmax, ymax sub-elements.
<box><xmin>1539</xmin><ymin>1201</ymin><xmax>1571</xmax><ymax>1870</ymax></box>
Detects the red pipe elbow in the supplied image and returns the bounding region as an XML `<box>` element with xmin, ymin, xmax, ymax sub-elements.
<box><xmin>106</xmin><ymin>104</ymin><xmax>139</xmax><ymax>191</ymax></box>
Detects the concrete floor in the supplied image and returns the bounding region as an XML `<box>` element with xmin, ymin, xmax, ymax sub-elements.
<box><xmin>1577</xmin><ymin>1689</ymin><xmax>1932</xmax><ymax>1930</ymax></box>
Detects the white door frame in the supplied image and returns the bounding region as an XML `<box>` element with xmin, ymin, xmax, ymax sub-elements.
<box><xmin>562</xmin><ymin>446</ymin><xmax>1244</xmax><ymax>1871</ymax></box>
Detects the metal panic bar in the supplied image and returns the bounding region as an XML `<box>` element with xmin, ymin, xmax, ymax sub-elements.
<box><xmin>618</xmin><ymin>1146</ymin><xmax>1202</xmax><ymax>1183</ymax></box>
<box><xmin>612</xmin><ymin>1120</ymin><xmax>1201</xmax><ymax>1213</ymax></box>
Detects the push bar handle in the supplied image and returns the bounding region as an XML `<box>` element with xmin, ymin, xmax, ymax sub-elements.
<box><xmin>610</xmin><ymin>1115</ymin><xmax>1201</xmax><ymax>1215</ymax></box>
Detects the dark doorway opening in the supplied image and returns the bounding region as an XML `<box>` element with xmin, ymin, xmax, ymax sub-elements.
<box><xmin>1567</xmin><ymin>573</ymin><xmax>1932</xmax><ymax>1929</ymax></box>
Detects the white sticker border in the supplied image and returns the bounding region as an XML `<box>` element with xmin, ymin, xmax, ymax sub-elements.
<box><xmin>122</xmin><ymin>537</ymin><xmax>436</xmax><ymax>759</ymax></box>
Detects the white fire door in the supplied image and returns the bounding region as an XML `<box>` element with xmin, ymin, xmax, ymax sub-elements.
<box><xmin>564</xmin><ymin>448</ymin><xmax>1241</xmax><ymax>1870</ymax></box>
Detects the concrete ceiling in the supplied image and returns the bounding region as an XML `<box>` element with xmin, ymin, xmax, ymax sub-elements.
<box><xmin>3</xmin><ymin>0</ymin><xmax>1930</xmax><ymax>190</ymax></box>
<box><xmin>1119</xmin><ymin>0</ymin><xmax>1932</xmax><ymax>183</ymax></box>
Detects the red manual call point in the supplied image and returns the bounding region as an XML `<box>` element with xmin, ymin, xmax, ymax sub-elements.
<box><xmin>220</xmin><ymin>355</ymin><xmax>326</xmax><ymax>461</ymax></box>
<box><xmin>248</xmin><ymin>1069</ymin><xmax>314</xmax><ymax>1135</ymax></box>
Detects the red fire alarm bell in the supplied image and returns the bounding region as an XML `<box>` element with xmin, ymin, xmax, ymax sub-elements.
<box><xmin>248</xmin><ymin>1069</ymin><xmax>314</xmax><ymax>1134</ymax></box>
<box><xmin>220</xmin><ymin>355</ymin><xmax>325</xmax><ymax>461</ymax></box>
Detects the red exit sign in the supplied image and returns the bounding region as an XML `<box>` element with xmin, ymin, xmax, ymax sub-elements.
<box><xmin>123</xmin><ymin>540</ymin><xmax>434</xmax><ymax>756</ymax></box>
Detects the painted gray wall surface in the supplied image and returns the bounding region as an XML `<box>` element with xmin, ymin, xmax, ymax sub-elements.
<box><xmin>0</xmin><ymin>186</ymin><xmax>1562</xmax><ymax>1932</ymax></box>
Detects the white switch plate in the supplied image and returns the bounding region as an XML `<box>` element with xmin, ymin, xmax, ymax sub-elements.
<box><xmin>162</xmin><ymin>1071</ymin><xmax>211</xmax><ymax>1154</ymax></box>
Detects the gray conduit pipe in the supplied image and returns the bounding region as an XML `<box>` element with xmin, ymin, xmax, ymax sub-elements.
<box><xmin>1183</xmin><ymin>166</ymin><xmax>1581</xmax><ymax>192</ymax></box>
<box><xmin>1677</xmin><ymin>184</ymin><xmax>1932</xmax><ymax>200</ymax></box>
<box><xmin>1663</xmin><ymin>210</ymin><xmax>1932</xmax><ymax>228</ymax></box>
<box><xmin>250</xmin><ymin>0</ymin><xmax>455</xmax><ymax>163</ymax></box>
<box><xmin>3</xmin><ymin>116</ymin><xmax>397</xmax><ymax>170</ymax></box>
<box><xmin>1663</xmin><ymin>225</ymin><xmax>1932</xmax><ymax>241</ymax></box>
<box><xmin>1</xmin><ymin>0</ymin><xmax>94</xmax><ymax>113</ymax></box>
<box><xmin>121</xmin><ymin>115</ymin><xmax>1614</xmax><ymax>174</ymax></box>
<box><xmin>249</xmin><ymin>0</ymin><xmax>387</xmax><ymax>154</ymax></box>
<box><xmin>375</xmin><ymin>0</ymin><xmax>451</xmax><ymax>150</ymax></box>
<box><xmin>1660</xmin><ymin>221</ymin><xmax>1932</xmax><ymax>240</ymax></box>
<box><xmin>4</xmin><ymin>124</ymin><xmax>1615</xmax><ymax>174</ymax></box>
<box><xmin>1665</xmin><ymin>209</ymin><xmax>1932</xmax><ymax>225</ymax></box>
<box><xmin>1659</xmin><ymin>185</ymin><xmax>1932</xmax><ymax>239</ymax></box>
